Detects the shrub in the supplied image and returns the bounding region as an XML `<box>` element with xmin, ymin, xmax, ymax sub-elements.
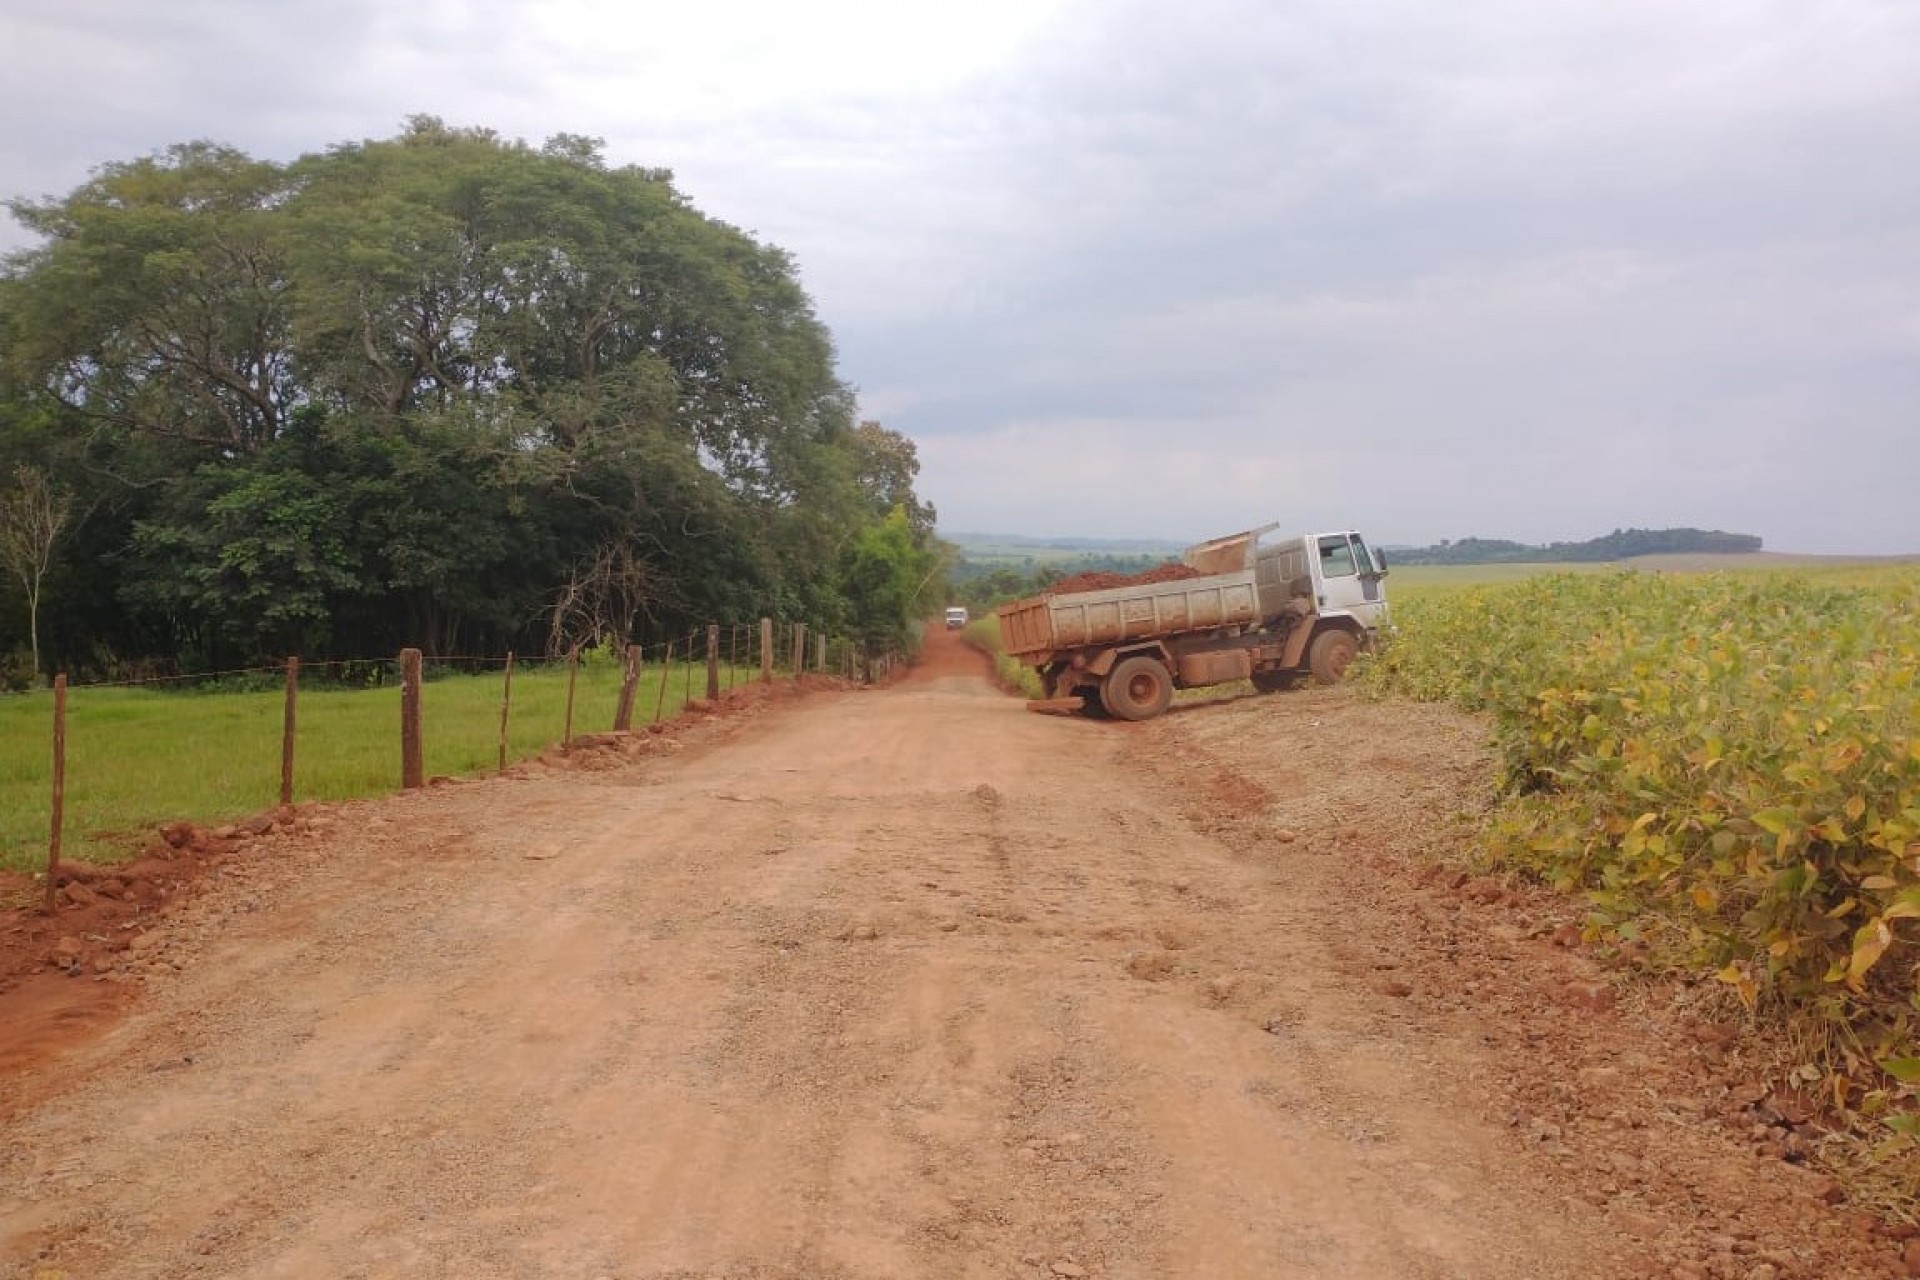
<box><xmin>0</xmin><ymin>650</ymin><xmax>35</xmax><ymax>693</ymax></box>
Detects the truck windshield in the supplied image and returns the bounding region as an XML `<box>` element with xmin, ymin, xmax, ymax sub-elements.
<box><xmin>1318</xmin><ymin>536</ymin><xmax>1357</xmax><ymax>577</ymax></box>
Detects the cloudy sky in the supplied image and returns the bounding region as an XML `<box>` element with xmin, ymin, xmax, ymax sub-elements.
<box><xmin>3</xmin><ymin>0</ymin><xmax>1916</xmax><ymax>552</ymax></box>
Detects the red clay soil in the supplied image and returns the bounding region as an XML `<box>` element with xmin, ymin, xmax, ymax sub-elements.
<box><xmin>4</xmin><ymin>639</ymin><xmax>1919</xmax><ymax>1277</ymax></box>
<box><xmin>0</xmin><ymin>827</ymin><xmax>232</xmax><ymax>1089</ymax></box>
<box><xmin>908</xmin><ymin>624</ymin><xmax>996</xmax><ymax>682</ymax></box>
<box><xmin>0</xmin><ymin>672</ymin><xmax>844</xmax><ymax>1097</ymax></box>
<box><xmin>0</xmin><ymin>650</ymin><xmax>917</xmax><ymax>1101</ymax></box>
<box><xmin>1046</xmin><ymin>561</ymin><xmax>1202</xmax><ymax>594</ymax></box>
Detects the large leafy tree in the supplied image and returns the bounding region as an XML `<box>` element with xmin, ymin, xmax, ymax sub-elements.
<box><xmin>0</xmin><ymin>122</ymin><xmax>929</xmax><ymax>673</ymax></box>
<box><xmin>4</xmin><ymin>143</ymin><xmax>295</xmax><ymax>458</ymax></box>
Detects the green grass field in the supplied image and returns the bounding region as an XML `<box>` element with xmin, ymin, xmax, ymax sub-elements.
<box><xmin>0</xmin><ymin>658</ymin><xmax>760</xmax><ymax>873</ymax></box>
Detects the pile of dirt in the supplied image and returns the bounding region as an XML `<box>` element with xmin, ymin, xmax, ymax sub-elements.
<box><xmin>0</xmin><ymin>819</ymin><xmax>271</xmax><ymax>1088</ymax></box>
<box><xmin>1</xmin><ymin>822</ymin><xmax>244</xmax><ymax>993</ymax></box>
<box><xmin>1046</xmin><ymin>561</ymin><xmax>1202</xmax><ymax>595</ymax></box>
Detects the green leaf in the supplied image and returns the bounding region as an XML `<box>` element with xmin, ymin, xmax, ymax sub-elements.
<box><xmin>1885</xmin><ymin>1113</ymin><xmax>1920</xmax><ymax>1139</ymax></box>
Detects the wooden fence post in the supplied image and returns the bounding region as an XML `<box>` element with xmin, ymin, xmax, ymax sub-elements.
<box><xmin>614</xmin><ymin>644</ymin><xmax>641</xmax><ymax>731</ymax></box>
<box><xmin>498</xmin><ymin>651</ymin><xmax>515</xmax><ymax>772</ymax></box>
<box><xmin>706</xmin><ymin>624</ymin><xmax>721</xmax><ymax>701</ymax></box>
<box><xmin>683</xmin><ymin>631</ymin><xmax>696</xmax><ymax>705</ymax></box>
<box><xmin>654</xmin><ymin>640</ymin><xmax>675</xmax><ymax>723</ymax></box>
<box><xmin>815</xmin><ymin>633</ymin><xmax>826</xmax><ymax>674</ymax></box>
<box><xmin>792</xmin><ymin>623</ymin><xmax>806</xmax><ymax>682</ymax></box>
<box><xmin>400</xmin><ymin>648</ymin><xmax>423</xmax><ymax>790</ymax></box>
<box><xmin>280</xmin><ymin>657</ymin><xmax>299</xmax><ymax>808</ymax></box>
<box><xmin>44</xmin><ymin>674</ymin><xmax>66</xmax><ymax>915</ymax></box>
<box><xmin>728</xmin><ymin>626</ymin><xmax>739</xmax><ymax>691</ymax></box>
<box><xmin>761</xmin><ymin>617</ymin><xmax>774</xmax><ymax>683</ymax></box>
<box><xmin>563</xmin><ymin>645</ymin><xmax>580</xmax><ymax>749</ymax></box>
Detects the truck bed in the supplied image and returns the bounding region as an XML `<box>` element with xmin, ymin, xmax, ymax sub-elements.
<box><xmin>996</xmin><ymin>568</ymin><xmax>1261</xmax><ymax>659</ymax></box>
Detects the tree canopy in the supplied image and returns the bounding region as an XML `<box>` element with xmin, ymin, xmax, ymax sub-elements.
<box><xmin>0</xmin><ymin>119</ymin><xmax>936</xmax><ymax>677</ymax></box>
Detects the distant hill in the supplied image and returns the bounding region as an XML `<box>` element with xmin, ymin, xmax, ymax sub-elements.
<box><xmin>941</xmin><ymin>532</ymin><xmax>1185</xmax><ymax>577</ymax></box>
<box><xmin>1391</xmin><ymin>528</ymin><xmax>1763</xmax><ymax>566</ymax></box>
<box><xmin>941</xmin><ymin>532</ymin><xmax>1186</xmax><ymax>559</ymax></box>
<box><xmin>941</xmin><ymin>532</ymin><xmax>1188</xmax><ymax>604</ymax></box>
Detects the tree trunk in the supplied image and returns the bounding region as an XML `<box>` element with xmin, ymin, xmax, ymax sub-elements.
<box><xmin>26</xmin><ymin>572</ymin><xmax>41</xmax><ymax>685</ymax></box>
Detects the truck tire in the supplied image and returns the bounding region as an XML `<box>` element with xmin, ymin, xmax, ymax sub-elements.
<box><xmin>1309</xmin><ymin>629</ymin><xmax>1359</xmax><ymax>685</ymax></box>
<box><xmin>1103</xmin><ymin>656</ymin><xmax>1173</xmax><ymax>721</ymax></box>
<box><xmin>1251</xmin><ymin>670</ymin><xmax>1297</xmax><ymax>694</ymax></box>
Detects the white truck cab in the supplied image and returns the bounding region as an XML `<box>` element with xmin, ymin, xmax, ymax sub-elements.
<box><xmin>1305</xmin><ymin>531</ymin><xmax>1390</xmax><ymax>635</ymax></box>
<box><xmin>944</xmin><ymin>606</ymin><xmax>970</xmax><ymax>630</ymax></box>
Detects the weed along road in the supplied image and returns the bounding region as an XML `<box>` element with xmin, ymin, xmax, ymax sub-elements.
<box><xmin>0</xmin><ymin>631</ymin><xmax>1897</xmax><ymax>1279</ymax></box>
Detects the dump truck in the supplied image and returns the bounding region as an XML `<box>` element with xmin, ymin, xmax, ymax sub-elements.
<box><xmin>994</xmin><ymin>524</ymin><xmax>1389</xmax><ymax>721</ymax></box>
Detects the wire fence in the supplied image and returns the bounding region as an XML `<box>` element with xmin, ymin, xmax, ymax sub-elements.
<box><xmin>4</xmin><ymin>619</ymin><xmax>895</xmax><ymax>901</ymax></box>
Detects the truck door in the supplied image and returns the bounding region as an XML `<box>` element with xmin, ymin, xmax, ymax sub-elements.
<box><xmin>1313</xmin><ymin>534</ymin><xmax>1390</xmax><ymax>631</ymax></box>
<box><xmin>1350</xmin><ymin>535</ymin><xmax>1383</xmax><ymax>604</ymax></box>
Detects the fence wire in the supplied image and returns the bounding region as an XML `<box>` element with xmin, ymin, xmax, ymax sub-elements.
<box><xmin>6</xmin><ymin>618</ymin><xmax>893</xmax><ymax>877</ymax></box>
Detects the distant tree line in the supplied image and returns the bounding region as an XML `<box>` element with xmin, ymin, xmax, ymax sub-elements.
<box><xmin>0</xmin><ymin>119</ymin><xmax>937</xmax><ymax>684</ymax></box>
<box><xmin>1390</xmin><ymin>528</ymin><xmax>1763</xmax><ymax>567</ymax></box>
<box><xmin>946</xmin><ymin>554</ymin><xmax>1164</xmax><ymax>611</ymax></box>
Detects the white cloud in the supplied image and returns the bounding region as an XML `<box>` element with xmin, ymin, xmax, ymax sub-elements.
<box><xmin>2</xmin><ymin>0</ymin><xmax>1916</xmax><ymax>551</ymax></box>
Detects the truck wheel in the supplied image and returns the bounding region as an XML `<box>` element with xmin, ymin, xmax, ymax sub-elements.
<box><xmin>1251</xmin><ymin>670</ymin><xmax>1296</xmax><ymax>694</ymax></box>
<box><xmin>1103</xmin><ymin>656</ymin><xmax>1173</xmax><ymax>721</ymax></box>
<box><xmin>1309</xmin><ymin>629</ymin><xmax>1359</xmax><ymax>685</ymax></box>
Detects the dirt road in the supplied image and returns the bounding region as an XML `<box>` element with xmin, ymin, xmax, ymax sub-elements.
<box><xmin>0</xmin><ymin>633</ymin><xmax>1900</xmax><ymax>1278</ymax></box>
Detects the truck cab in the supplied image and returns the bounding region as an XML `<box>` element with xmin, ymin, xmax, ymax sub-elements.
<box><xmin>944</xmin><ymin>606</ymin><xmax>970</xmax><ymax>630</ymax></box>
<box><xmin>1303</xmin><ymin>531</ymin><xmax>1389</xmax><ymax>634</ymax></box>
<box><xmin>1244</xmin><ymin>527</ymin><xmax>1389</xmax><ymax>684</ymax></box>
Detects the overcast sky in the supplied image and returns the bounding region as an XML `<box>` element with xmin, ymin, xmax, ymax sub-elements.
<box><xmin>3</xmin><ymin>0</ymin><xmax>1916</xmax><ymax>552</ymax></box>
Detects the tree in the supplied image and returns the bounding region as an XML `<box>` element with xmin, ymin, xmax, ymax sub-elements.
<box><xmin>840</xmin><ymin>507</ymin><xmax>936</xmax><ymax>677</ymax></box>
<box><xmin>848</xmin><ymin>419</ymin><xmax>937</xmax><ymax>537</ymax></box>
<box><xmin>123</xmin><ymin>462</ymin><xmax>360</xmax><ymax>661</ymax></box>
<box><xmin>4</xmin><ymin>143</ymin><xmax>296</xmax><ymax>457</ymax></box>
<box><xmin>544</xmin><ymin>540</ymin><xmax>665</xmax><ymax>656</ymax></box>
<box><xmin>0</xmin><ymin>465</ymin><xmax>73</xmax><ymax>681</ymax></box>
<box><xmin>0</xmin><ymin>122</ymin><xmax>922</xmax><ymax>672</ymax></box>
